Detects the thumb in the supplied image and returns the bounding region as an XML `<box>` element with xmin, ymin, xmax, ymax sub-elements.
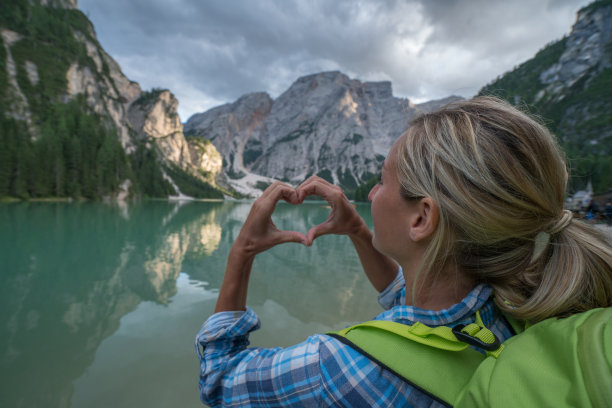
<box><xmin>305</xmin><ymin>222</ymin><xmax>333</xmax><ymax>246</ymax></box>
<box><xmin>275</xmin><ymin>230</ymin><xmax>307</xmax><ymax>246</ymax></box>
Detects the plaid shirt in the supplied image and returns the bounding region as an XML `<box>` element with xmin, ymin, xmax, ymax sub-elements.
<box><xmin>195</xmin><ymin>270</ymin><xmax>515</xmax><ymax>407</ymax></box>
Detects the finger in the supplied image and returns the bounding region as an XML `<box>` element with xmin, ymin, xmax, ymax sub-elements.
<box><xmin>305</xmin><ymin>222</ymin><xmax>334</xmax><ymax>246</ymax></box>
<box><xmin>297</xmin><ymin>176</ymin><xmax>333</xmax><ymax>193</ymax></box>
<box><xmin>299</xmin><ymin>177</ymin><xmax>343</xmax><ymax>197</ymax></box>
<box><xmin>280</xmin><ymin>187</ymin><xmax>300</xmax><ymax>205</ymax></box>
<box><xmin>274</xmin><ymin>230</ymin><xmax>307</xmax><ymax>246</ymax></box>
<box><xmin>256</xmin><ymin>182</ymin><xmax>299</xmax><ymax>215</ymax></box>
<box><xmin>265</xmin><ymin>182</ymin><xmax>299</xmax><ymax>204</ymax></box>
<box><xmin>297</xmin><ymin>179</ymin><xmax>342</xmax><ymax>203</ymax></box>
<box><xmin>259</xmin><ymin>181</ymin><xmax>291</xmax><ymax>198</ymax></box>
<box><xmin>295</xmin><ymin>176</ymin><xmax>327</xmax><ymax>196</ymax></box>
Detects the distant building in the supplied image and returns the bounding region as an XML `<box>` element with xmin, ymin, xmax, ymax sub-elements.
<box><xmin>566</xmin><ymin>181</ymin><xmax>593</xmax><ymax>212</ymax></box>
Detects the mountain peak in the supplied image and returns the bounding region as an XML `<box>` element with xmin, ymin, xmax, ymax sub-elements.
<box><xmin>185</xmin><ymin>70</ymin><xmax>457</xmax><ymax>196</ymax></box>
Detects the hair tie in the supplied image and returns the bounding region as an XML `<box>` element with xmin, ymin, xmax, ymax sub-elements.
<box><xmin>530</xmin><ymin>210</ymin><xmax>573</xmax><ymax>263</ymax></box>
<box><xmin>548</xmin><ymin>209</ymin><xmax>573</xmax><ymax>235</ymax></box>
<box><xmin>531</xmin><ymin>231</ymin><xmax>550</xmax><ymax>263</ymax></box>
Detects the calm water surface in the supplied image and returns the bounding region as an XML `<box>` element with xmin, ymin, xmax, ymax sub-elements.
<box><xmin>0</xmin><ymin>200</ymin><xmax>382</xmax><ymax>408</ymax></box>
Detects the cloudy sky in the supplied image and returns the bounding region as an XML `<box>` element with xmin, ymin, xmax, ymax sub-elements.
<box><xmin>78</xmin><ymin>0</ymin><xmax>591</xmax><ymax>121</ymax></box>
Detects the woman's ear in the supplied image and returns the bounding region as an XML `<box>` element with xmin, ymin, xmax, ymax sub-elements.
<box><xmin>408</xmin><ymin>197</ymin><xmax>439</xmax><ymax>242</ymax></box>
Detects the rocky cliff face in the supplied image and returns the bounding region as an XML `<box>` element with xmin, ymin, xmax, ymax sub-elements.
<box><xmin>185</xmin><ymin>71</ymin><xmax>461</xmax><ymax>196</ymax></box>
<box><xmin>185</xmin><ymin>92</ymin><xmax>273</xmax><ymax>178</ymax></box>
<box><xmin>1</xmin><ymin>0</ymin><xmax>222</xmax><ymax>198</ymax></box>
<box><xmin>65</xmin><ymin>29</ymin><xmax>141</xmax><ymax>150</ymax></box>
<box><xmin>128</xmin><ymin>89</ymin><xmax>192</xmax><ymax>170</ymax></box>
<box><xmin>479</xmin><ymin>1</ymin><xmax>612</xmax><ymax>193</ymax></box>
<box><xmin>40</xmin><ymin>0</ymin><xmax>78</xmax><ymax>8</ymax></box>
<box><xmin>63</xmin><ymin>15</ymin><xmax>223</xmax><ymax>182</ymax></box>
<box><xmin>538</xmin><ymin>3</ymin><xmax>612</xmax><ymax>102</ymax></box>
<box><xmin>1</xmin><ymin>29</ymin><xmax>34</xmax><ymax>131</ymax></box>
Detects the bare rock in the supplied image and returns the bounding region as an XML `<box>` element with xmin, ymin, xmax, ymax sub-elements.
<box><xmin>185</xmin><ymin>71</ymin><xmax>462</xmax><ymax>194</ymax></box>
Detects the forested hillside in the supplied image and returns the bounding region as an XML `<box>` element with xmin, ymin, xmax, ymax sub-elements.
<box><xmin>480</xmin><ymin>0</ymin><xmax>612</xmax><ymax>193</ymax></box>
<box><xmin>0</xmin><ymin>1</ymin><xmax>224</xmax><ymax>200</ymax></box>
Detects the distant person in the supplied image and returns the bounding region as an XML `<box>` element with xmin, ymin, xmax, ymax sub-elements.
<box><xmin>586</xmin><ymin>208</ymin><xmax>596</xmax><ymax>222</ymax></box>
<box><xmin>195</xmin><ymin>97</ymin><xmax>612</xmax><ymax>407</ymax></box>
<box><xmin>586</xmin><ymin>202</ymin><xmax>599</xmax><ymax>222</ymax></box>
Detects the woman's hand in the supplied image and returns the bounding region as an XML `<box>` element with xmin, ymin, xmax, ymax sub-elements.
<box><xmin>233</xmin><ymin>181</ymin><xmax>307</xmax><ymax>257</ymax></box>
<box><xmin>296</xmin><ymin>176</ymin><xmax>369</xmax><ymax>246</ymax></box>
<box><xmin>297</xmin><ymin>176</ymin><xmax>398</xmax><ymax>292</ymax></box>
<box><xmin>216</xmin><ymin>182</ymin><xmax>306</xmax><ymax>312</ymax></box>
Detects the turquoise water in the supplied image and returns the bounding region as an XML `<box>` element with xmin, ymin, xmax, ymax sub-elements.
<box><xmin>0</xmin><ymin>200</ymin><xmax>382</xmax><ymax>408</ymax></box>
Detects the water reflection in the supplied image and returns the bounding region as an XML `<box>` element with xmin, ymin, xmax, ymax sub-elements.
<box><xmin>0</xmin><ymin>201</ymin><xmax>224</xmax><ymax>408</ymax></box>
<box><xmin>184</xmin><ymin>202</ymin><xmax>381</xmax><ymax>327</ymax></box>
<box><xmin>0</xmin><ymin>200</ymin><xmax>381</xmax><ymax>407</ymax></box>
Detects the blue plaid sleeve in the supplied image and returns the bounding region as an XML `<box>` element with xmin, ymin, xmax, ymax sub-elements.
<box><xmin>195</xmin><ymin>283</ymin><xmax>515</xmax><ymax>407</ymax></box>
<box><xmin>195</xmin><ymin>307</ymin><xmax>324</xmax><ymax>407</ymax></box>
<box><xmin>377</xmin><ymin>267</ymin><xmax>406</xmax><ymax>309</ymax></box>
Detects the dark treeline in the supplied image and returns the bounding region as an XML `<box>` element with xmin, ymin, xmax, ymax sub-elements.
<box><xmin>0</xmin><ymin>2</ymin><xmax>134</xmax><ymax>199</ymax></box>
<box><xmin>0</xmin><ymin>99</ymin><xmax>180</xmax><ymax>199</ymax></box>
<box><xmin>352</xmin><ymin>174</ymin><xmax>379</xmax><ymax>202</ymax></box>
<box><xmin>1</xmin><ymin>100</ymin><xmax>125</xmax><ymax>199</ymax></box>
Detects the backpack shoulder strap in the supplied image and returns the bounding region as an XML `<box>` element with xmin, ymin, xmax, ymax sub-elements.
<box><xmin>327</xmin><ymin>318</ymin><xmax>497</xmax><ymax>407</ymax></box>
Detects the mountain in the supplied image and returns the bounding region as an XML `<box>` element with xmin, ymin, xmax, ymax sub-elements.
<box><xmin>480</xmin><ymin>0</ymin><xmax>612</xmax><ymax>193</ymax></box>
<box><xmin>185</xmin><ymin>71</ymin><xmax>461</xmax><ymax>196</ymax></box>
<box><xmin>5</xmin><ymin>0</ymin><xmax>609</xmax><ymax>200</ymax></box>
<box><xmin>0</xmin><ymin>0</ymin><xmax>224</xmax><ymax>200</ymax></box>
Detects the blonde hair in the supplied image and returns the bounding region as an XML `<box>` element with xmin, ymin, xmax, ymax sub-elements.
<box><xmin>396</xmin><ymin>96</ymin><xmax>612</xmax><ymax>322</ymax></box>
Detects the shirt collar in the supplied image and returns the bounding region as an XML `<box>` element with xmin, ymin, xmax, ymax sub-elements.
<box><xmin>375</xmin><ymin>283</ymin><xmax>494</xmax><ymax>326</ymax></box>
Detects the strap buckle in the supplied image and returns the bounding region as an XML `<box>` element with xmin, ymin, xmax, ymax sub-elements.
<box><xmin>452</xmin><ymin>324</ymin><xmax>501</xmax><ymax>351</ymax></box>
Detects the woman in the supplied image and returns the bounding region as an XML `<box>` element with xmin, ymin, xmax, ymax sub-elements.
<box><xmin>195</xmin><ymin>97</ymin><xmax>612</xmax><ymax>407</ymax></box>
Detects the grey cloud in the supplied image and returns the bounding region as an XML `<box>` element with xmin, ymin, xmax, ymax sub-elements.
<box><xmin>79</xmin><ymin>0</ymin><xmax>590</xmax><ymax>120</ymax></box>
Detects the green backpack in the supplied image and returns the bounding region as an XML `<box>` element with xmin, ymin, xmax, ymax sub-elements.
<box><xmin>328</xmin><ymin>307</ymin><xmax>612</xmax><ymax>407</ymax></box>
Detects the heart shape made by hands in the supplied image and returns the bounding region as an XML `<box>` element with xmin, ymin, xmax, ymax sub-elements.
<box><xmin>271</xmin><ymin>198</ymin><xmax>333</xmax><ymax>247</ymax></box>
<box><xmin>269</xmin><ymin>183</ymin><xmax>359</xmax><ymax>247</ymax></box>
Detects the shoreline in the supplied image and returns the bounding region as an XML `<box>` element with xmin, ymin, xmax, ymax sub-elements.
<box><xmin>2</xmin><ymin>198</ymin><xmax>611</xmax><ymax>235</ymax></box>
<box><xmin>0</xmin><ymin>196</ymin><xmax>226</xmax><ymax>203</ymax></box>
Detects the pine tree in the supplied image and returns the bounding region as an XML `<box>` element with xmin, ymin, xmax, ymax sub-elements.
<box><xmin>0</xmin><ymin>118</ymin><xmax>16</xmax><ymax>197</ymax></box>
<box><xmin>52</xmin><ymin>116</ymin><xmax>67</xmax><ymax>197</ymax></box>
<box><xmin>12</xmin><ymin>131</ymin><xmax>32</xmax><ymax>199</ymax></box>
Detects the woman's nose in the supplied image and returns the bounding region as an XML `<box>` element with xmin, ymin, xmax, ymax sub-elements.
<box><xmin>368</xmin><ymin>183</ymin><xmax>379</xmax><ymax>202</ymax></box>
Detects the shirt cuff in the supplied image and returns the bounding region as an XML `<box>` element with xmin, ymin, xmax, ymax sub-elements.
<box><xmin>195</xmin><ymin>307</ymin><xmax>261</xmax><ymax>358</ymax></box>
<box><xmin>377</xmin><ymin>267</ymin><xmax>406</xmax><ymax>310</ymax></box>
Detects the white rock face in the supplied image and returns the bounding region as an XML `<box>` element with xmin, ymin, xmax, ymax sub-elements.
<box><xmin>67</xmin><ymin>33</ymin><xmax>221</xmax><ymax>182</ymax></box>
<box><xmin>25</xmin><ymin>61</ymin><xmax>39</xmax><ymax>85</ymax></box>
<box><xmin>185</xmin><ymin>71</ymin><xmax>462</xmax><ymax>193</ymax></box>
<box><xmin>128</xmin><ymin>90</ymin><xmax>190</xmax><ymax>171</ymax></box>
<box><xmin>539</xmin><ymin>5</ymin><xmax>612</xmax><ymax>101</ymax></box>
<box><xmin>142</xmin><ymin>92</ymin><xmax>182</xmax><ymax>139</ymax></box>
<box><xmin>39</xmin><ymin>0</ymin><xmax>78</xmax><ymax>8</ymax></box>
<box><xmin>69</xmin><ymin>27</ymin><xmax>224</xmax><ymax>180</ymax></box>
<box><xmin>1</xmin><ymin>29</ymin><xmax>34</xmax><ymax>129</ymax></box>
<box><xmin>186</xmin><ymin>92</ymin><xmax>273</xmax><ymax>176</ymax></box>
<box><xmin>189</xmin><ymin>140</ymin><xmax>223</xmax><ymax>174</ymax></box>
<box><xmin>64</xmin><ymin>21</ymin><xmax>223</xmax><ymax>182</ymax></box>
<box><xmin>68</xmin><ymin>31</ymin><xmax>141</xmax><ymax>150</ymax></box>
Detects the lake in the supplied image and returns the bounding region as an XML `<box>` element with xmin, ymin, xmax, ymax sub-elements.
<box><xmin>0</xmin><ymin>200</ymin><xmax>382</xmax><ymax>408</ymax></box>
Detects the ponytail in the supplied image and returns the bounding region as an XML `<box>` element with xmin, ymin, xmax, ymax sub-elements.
<box><xmin>494</xmin><ymin>219</ymin><xmax>612</xmax><ymax>322</ymax></box>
